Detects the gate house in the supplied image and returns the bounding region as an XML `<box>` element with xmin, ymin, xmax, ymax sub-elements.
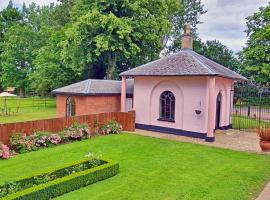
<box><xmin>53</xmin><ymin>25</ymin><xmax>246</xmax><ymax>142</ymax></box>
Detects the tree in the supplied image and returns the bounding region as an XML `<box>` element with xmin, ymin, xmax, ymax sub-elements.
<box><xmin>0</xmin><ymin>1</ymin><xmax>22</xmax><ymax>91</ymax></box>
<box><xmin>0</xmin><ymin>24</ymin><xmax>39</xmax><ymax>96</ymax></box>
<box><xmin>194</xmin><ymin>39</ymin><xmax>241</xmax><ymax>71</ymax></box>
<box><xmin>31</xmin><ymin>28</ymin><xmax>78</xmax><ymax>95</ymax></box>
<box><xmin>62</xmin><ymin>0</ymin><xmax>181</xmax><ymax>79</ymax></box>
<box><xmin>241</xmin><ymin>3</ymin><xmax>270</xmax><ymax>84</ymax></box>
<box><xmin>51</xmin><ymin>0</ymin><xmax>74</xmax><ymax>26</ymax></box>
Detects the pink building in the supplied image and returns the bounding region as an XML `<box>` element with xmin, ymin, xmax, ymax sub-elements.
<box><xmin>53</xmin><ymin>25</ymin><xmax>245</xmax><ymax>142</ymax></box>
<box><xmin>120</xmin><ymin>25</ymin><xmax>245</xmax><ymax>142</ymax></box>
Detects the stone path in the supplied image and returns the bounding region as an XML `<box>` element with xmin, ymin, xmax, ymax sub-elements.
<box><xmin>256</xmin><ymin>182</ymin><xmax>270</xmax><ymax>200</ymax></box>
<box><xmin>134</xmin><ymin>129</ymin><xmax>264</xmax><ymax>153</ymax></box>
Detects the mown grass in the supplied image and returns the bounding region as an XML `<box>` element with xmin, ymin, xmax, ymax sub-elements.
<box><xmin>232</xmin><ymin>115</ymin><xmax>269</xmax><ymax>129</ymax></box>
<box><xmin>0</xmin><ymin>133</ymin><xmax>270</xmax><ymax>200</ymax></box>
<box><xmin>0</xmin><ymin>97</ymin><xmax>56</xmax><ymax>124</ymax></box>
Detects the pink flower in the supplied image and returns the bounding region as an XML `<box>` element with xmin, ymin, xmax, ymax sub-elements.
<box><xmin>0</xmin><ymin>144</ymin><xmax>11</xmax><ymax>159</ymax></box>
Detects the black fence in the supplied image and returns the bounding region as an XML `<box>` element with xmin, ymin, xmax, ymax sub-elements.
<box><xmin>233</xmin><ymin>81</ymin><xmax>270</xmax><ymax>130</ymax></box>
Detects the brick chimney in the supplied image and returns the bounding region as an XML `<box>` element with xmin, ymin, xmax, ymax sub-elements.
<box><xmin>181</xmin><ymin>24</ymin><xmax>193</xmax><ymax>49</ymax></box>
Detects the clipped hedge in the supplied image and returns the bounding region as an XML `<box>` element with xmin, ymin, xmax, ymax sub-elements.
<box><xmin>2</xmin><ymin>159</ymin><xmax>119</xmax><ymax>200</ymax></box>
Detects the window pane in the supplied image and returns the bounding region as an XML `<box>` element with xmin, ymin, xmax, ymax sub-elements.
<box><xmin>159</xmin><ymin>91</ymin><xmax>175</xmax><ymax>121</ymax></box>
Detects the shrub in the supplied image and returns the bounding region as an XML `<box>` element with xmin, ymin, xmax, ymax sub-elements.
<box><xmin>48</xmin><ymin>134</ymin><xmax>61</xmax><ymax>145</ymax></box>
<box><xmin>0</xmin><ymin>142</ymin><xmax>12</xmax><ymax>159</ymax></box>
<box><xmin>64</xmin><ymin>123</ymin><xmax>91</xmax><ymax>140</ymax></box>
<box><xmin>34</xmin><ymin>131</ymin><xmax>51</xmax><ymax>148</ymax></box>
<box><xmin>8</xmin><ymin>123</ymin><xmax>91</xmax><ymax>157</ymax></box>
<box><xmin>257</xmin><ymin>128</ymin><xmax>270</xmax><ymax>142</ymax></box>
<box><xmin>101</xmin><ymin>120</ymin><xmax>123</xmax><ymax>135</ymax></box>
<box><xmin>9</xmin><ymin>133</ymin><xmax>25</xmax><ymax>152</ymax></box>
<box><xmin>2</xmin><ymin>159</ymin><xmax>119</xmax><ymax>200</ymax></box>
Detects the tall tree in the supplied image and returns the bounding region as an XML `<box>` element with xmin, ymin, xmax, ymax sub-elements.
<box><xmin>31</xmin><ymin>27</ymin><xmax>77</xmax><ymax>95</ymax></box>
<box><xmin>62</xmin><ymin>0</ymin><xmax>181</xmax><ymax>79</ymax></box>
<box><xmin>194</xmin><ymin>39</ymin><xmax>241</xmax><ymax>71</ymax></box>
<box><xmin>0</xmin><ymin>24</ymin><xmax>39</xmax><ymax>96</ymax></box>
<box><xmin>0</xmin><ymin>1</ymin><xmax>22</xmax><ymax>91</ymax></box>
<box><xmin>241</xmin><ymin>3</ymin><xmax>270</xmax><ymax>84</ymax></box>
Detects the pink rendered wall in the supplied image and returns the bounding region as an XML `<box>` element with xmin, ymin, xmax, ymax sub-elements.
<box><xmin>214</xmin><ymin>77</ymin><xmax>234</xmax><ymax>127</ymax></box>
<box><xmin>133</xmin><ymin>76</ymin><xmax>234</xmax><ymax>134</ymax></box>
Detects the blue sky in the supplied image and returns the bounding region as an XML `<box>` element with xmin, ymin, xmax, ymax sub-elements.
<box><xmin>0</xmin><ymin>0</ymin><xmax>269</xmax><ymax>53</ymax></box>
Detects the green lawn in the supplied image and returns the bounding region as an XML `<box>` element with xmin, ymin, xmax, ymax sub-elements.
<box><xmin>233</xmin><ymin>115</ymin><xmax>269</xmax><ymax>129</ymax></box>
<box><xmin>0</xmin><ymin>97</ymin><xmax>56</xmax><ymax>124</ymax></box>
<box><xmin>1</xmin><ymin>133</ymin><xmax>270</xmax><ymax>200</ymax></box>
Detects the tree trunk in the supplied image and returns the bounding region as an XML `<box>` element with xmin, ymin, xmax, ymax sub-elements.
<box><xmin>106</xmin><ymin>53</ymin><xmax>117</xmax><ymax>80</ymax></box>
<box><xmin>19</xmin><ymin>88</ymin><xmax>26</xmax><ymax>98</ymax></box>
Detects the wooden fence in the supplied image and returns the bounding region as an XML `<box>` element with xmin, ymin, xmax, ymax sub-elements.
<box><xmin>0</xmin><ymin>111</ymin><xmax>135</xmax><ymax>144</ymax></box>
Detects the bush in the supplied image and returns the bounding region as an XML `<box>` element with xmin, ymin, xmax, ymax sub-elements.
<box><xmin>9</xmin><ymin>133</ymin><xmax>39</xmax><ymax>154</ymax></box>
<box><xmin>3</xmin><ymin>159</ymin><xmax>119</xmax><ymax>200</ymax></box>
<box><xmin>63</xmin><ymin>123</ymin><xmax>91</xmax><ymax>140</ymax></box>
<box><xmin>0</xmin><ymin>142</ymin><xmax>12</xmax><ymax>159</ymax></box>
<box><xmin>101</xmin><ymin>120</ymin><xmax>123</xmax><ymax>135</ymax></box>
<box><xmin>8</xmin><ymin>123</ymin><xmax>91</xmax><ymax>156</ymax></box>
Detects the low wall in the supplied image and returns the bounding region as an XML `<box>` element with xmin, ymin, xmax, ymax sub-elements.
<box><xmin>0</xmin><ymin>111</ymin><xmax>135</xmax><ymax>144</ymax></box>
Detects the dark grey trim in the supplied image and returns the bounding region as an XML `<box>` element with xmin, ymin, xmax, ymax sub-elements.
<box><xmin>205</xmin><ymin>137</ymin><xmax>215</xmax><ymax>142</ymax></box>
<box><xmin>120</xmin><ymin>74</ymin><xmax>245</xmax><ymax>81</ymax></box>
<box><xmin>135</xmin><ymin>123</ymin><xmax>206</xmax><ymax>139</ymax></box>
<box><xmin>157</xmin><ymin>118</ymin><xmax>175</xmax><ymax>123</ymax></box>
<box><xmin>52</xmin><ymin>92</ymin><xmax>133</xmax><ymax>97</ymax></box>
<box><xmin>218</xmin><ymin>124</ymin><xmax>232</xmax><ymax>130</ymax></box>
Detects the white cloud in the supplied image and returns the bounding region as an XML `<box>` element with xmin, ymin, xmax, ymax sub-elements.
<box><xmin>0</xmin><ymin>0</ymin><xmax>57</xmax><ymax>10</ymax></box>
<box><xmin>198</xmin><ymin>0</ymin><xmax>269</xmax><ymax>52</ymax></box>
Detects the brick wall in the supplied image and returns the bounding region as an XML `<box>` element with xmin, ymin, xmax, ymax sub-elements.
<box><xmin>57</xmin><ymin>95</ymin><xmax>121</xmax><ymax>117</ymax></box>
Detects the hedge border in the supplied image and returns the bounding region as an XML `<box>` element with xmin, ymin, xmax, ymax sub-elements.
<box><xmin>2</xmin><ymin>159</ymin><xmax>119</xmax><ymax>200</ymax></box>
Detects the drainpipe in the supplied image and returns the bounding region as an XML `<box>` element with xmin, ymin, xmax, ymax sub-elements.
<box><xmin>121</xmin><ymin>76</ymin><xmax>127</xmax><ymax>112</ymax></box>
<box><xmin>206</xmin><ymin>77</ymin><xmax>216</xmax><ymax>142</ymax></box>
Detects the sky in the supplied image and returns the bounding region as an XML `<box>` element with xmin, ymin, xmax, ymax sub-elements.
<box><xmin>198</xmin><ymin>0</ymin><xmax>269</xmax><ymax>52</ymax></box>
<box><xmin>0</xmin><ymin>0</ymin><xmax>269</xmax><ymax>53</ymax></box>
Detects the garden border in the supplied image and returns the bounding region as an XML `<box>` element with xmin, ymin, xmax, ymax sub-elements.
<box><xmin>1</xmin><ymin>158</ymin><xmax>119</xmax><ymax>200</ymax></box>
<box><xmin>0</xmin><ymin>111</ymin><xmax>135</xmax><ymax>145</ymax></box>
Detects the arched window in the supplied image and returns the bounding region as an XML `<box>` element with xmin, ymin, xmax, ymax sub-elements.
<box><xmin>66</xmin><ymin>96</ymin><xmax>75</xmax><ymax>117</ymax></box>
<box><xmin>159</xmin><ymin>91</ymin><xmax>175</xmax><ymax>121</ymax></box>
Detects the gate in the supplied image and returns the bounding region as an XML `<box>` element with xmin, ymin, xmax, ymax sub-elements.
<box><xmin>233</xmin><ymin>81</ymin><xmax>270</xmax><ymax>130</ymax></box>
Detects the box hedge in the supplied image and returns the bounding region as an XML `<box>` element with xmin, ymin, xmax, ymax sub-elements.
<box><xmin>2</xmin><ymin>159</ymin><xmax>119</xmax><ymax>200</ymax></box>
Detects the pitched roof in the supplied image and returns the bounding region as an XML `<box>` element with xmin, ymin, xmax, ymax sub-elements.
<box><xmin>120</xmin><ymin>49</ymin><xmax>246</xmax><ymax>80</ymax></box>
<box><xmin>52</xmin><ymin>79</ymin><xmax>134</xmax><ymax>96</ymax></box>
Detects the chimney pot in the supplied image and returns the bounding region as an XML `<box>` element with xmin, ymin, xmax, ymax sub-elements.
<box><xmin>181</xmin><ymin>24</ymin><xmax>193</xmax><ymax>49</ymax></box>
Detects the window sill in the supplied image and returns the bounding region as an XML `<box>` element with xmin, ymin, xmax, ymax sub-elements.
<box><xmin>157</xmin><ymin>118</ymin><xmax>175</xmax><ymax>123</ymax></box>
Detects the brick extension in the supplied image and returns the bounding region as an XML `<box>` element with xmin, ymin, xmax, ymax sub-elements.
<box><xmin>56</xmin><ymin>95</ymin><xmax>121</xmax><ymax>117</ymax></box>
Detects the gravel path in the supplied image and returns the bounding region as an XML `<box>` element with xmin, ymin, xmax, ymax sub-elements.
<box><xmin>133</xmin><ymin>129</ymin><xmax>268</xmax><ymax>154</ymax></box>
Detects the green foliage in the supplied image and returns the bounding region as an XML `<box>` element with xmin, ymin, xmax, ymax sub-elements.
<box><xmin>63</xmin><ymin>0</ymin><xmax>180</xmax><ymax>79</ymax></box>
<box><xmin>241</xmin><ymin>3</ymin><xmax>270</xmax><ymax>84</ymax></box>
<box><xmin>0</xmin><ymin>0</ymin><xmax>206</xmax><ymax>94</ymax></box>
<box><xmin>0</xmin><ymin>1</ymin><xmax>22</xmax><ymax>90</ymax></box>
<box><xmin>0</xmin><ymin>23</ymin><xmax>40</xmax><ymax>95</ymax></box>
<box><xmin>194</xmin><ymin>39</ymin><xmax>241</xmax><ymax>72</ymax></box>
<box><xmin>101</xmin><ymin>120</ymin><xmax>123</xmax><ymax>134</ymax></box>
<box><xmin>30</xmin><ymin>27</ymin><xmax>77</xmax><ymax>95</ymax></box>
<box><xmin>1</xmin><ymin>158</ymin><xmax>118</xmax><ymax>199</ymax></box>
<box><xmin>8</xmin><ymin>123</ymin><xmax>91</xmax><ymax>154</ymax></box>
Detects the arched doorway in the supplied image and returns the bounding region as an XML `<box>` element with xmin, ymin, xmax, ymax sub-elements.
<box><xmin>215</xmin><ymin>92</ymin><xmax>222</xmax><ymax>129</ymax></box>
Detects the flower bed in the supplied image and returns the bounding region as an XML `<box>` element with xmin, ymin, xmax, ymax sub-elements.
<box><xmin>0</xmin><ymin>120</ymin><xmax>123</xmax><ymax>160</ymax></box>
<box><xmin>0</xmin><ymin>158</ymin><xmax>119</xmax><ymax>200</ymax></box>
